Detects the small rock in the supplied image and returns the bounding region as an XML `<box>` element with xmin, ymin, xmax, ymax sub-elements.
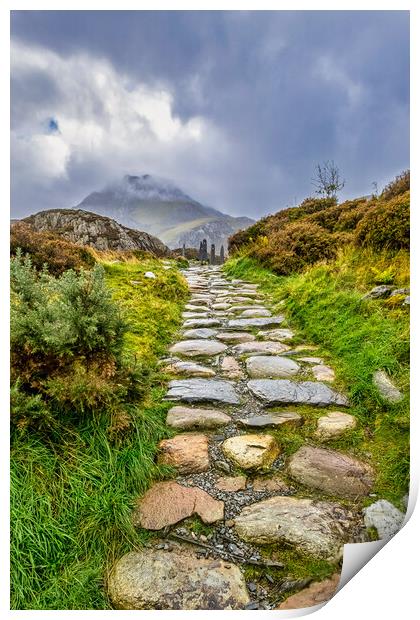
<box><xmin>312</xmin><ymin>364</ymin><xmax>336</xmax><ymax>382</ymax></box>
<box><xmin>163</xmin><ymin>360</ymin><xmax>216</xmax><ymax>378</ymax></box>
<box><xmin>221</xmin><ymin>356</ymin><xmax>244</xmax><ymax>379</ymax></box>
<box><xmin>222</xmin><ymin>434</ymin><xmax>280</xmax><ymax>470</ymax></box>
<box><xmin>257</xmin><ymin>328</ymin><xmax>294</xmax><ymax>341</ymax></box>
<box><xmin>158</xmin><ymin>433</ymin><xmax>210</xmax><ymax>474</ymax></box>
<box><xmin>389</xmin><ymin>288</ymin><xmax>410</xmax><ymax>297</ymax></box>
<box><xmin>404</xmin><ymin>295</ymin><xmax>410</xmax><ymax>305</ymax></box>
<box><xmin>373</xmin><ymin>370</ymin><xmax>403</xmax><ymax>403</ymax></box>
<box><xmin>182</xmin><ymin>328</ymin><xmax>218</xmax><ymax>339</ymax></box>
<box><xmin>277</xmin><ymin>574</ymin><xmax>340</xmax><ymax>609</ymax></box>
<box><xmin>363</xmin><ymin>285</ymin><xmax>394</xmax><ymax>299</ymax></box>
<box><xmin>108</xmin><ymin>547</ymin><xmax>250</xmax><ymax>609</ymax></box>
<box><xmin>215</xmin><ymin>476</ymin><xmax>247</xmax><ymax>492</ymax></box>
<box><xmin>294</xmin><ymin>345</ymin><xmax>319</xmax><ymax>352</ymax></box>
<box><xmin>315</xmin><ymin>411</ymin><xmax>356</xmax><ymax>440</ymax></box>
<box><xmin>252</xmin><ymin>474</ymin><xmax>291</xmax><ymax>493</ymax></box>
<box><xmin>363</xmin><ymin>499</ymin><xmax>405</xmax><ymax>539</ymax></box>
<box><xmin>297</xmin><ymin>357</ymin><xmax>324</xmax><ymax>364</ymax></box>
<box><xmin>247</xmin><ymin>582</ymin><xmax>257</xmax><ymax>592</ymax></box>
<box><xmin>215</xmin><ymin>460</ymin><xmax>231</xmax><ymax>474</ymax></box>
<box><xmin>144</xmin><ymin>271</ymin><xmax>156</xmax><ymax>279</ymax></box>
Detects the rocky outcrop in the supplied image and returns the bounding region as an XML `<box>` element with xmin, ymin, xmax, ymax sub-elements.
<box><xmin>22</xmin><ymin>208</ymin><xmax>170</xmax><ymax>256</ymax></box>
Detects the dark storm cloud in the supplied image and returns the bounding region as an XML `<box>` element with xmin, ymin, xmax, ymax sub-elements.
<box><xmin>11</xmin><ymin>10</ymin><xmax>409</xmax><ymax>218</ymax></box>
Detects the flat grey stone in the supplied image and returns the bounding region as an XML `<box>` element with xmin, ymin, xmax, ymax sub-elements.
<box><xmin>108</xmin><ymin>546</ymin><xmax>250</xmax><ymax>609</ymax></box>
<box><xmin>182</xmin><ymin>311</ymin><xmax>210</xmax><ymax>319</ymax></box>
<box><xmin>297</xmin><ymin>357</ymin><xmax>324</xmax><ymax>364</ymax></box>
<box><xmin>246</xmin><ymin>355</ymin><xmax>300</xmax><ymax>378</ymax></box>
<box><xmin>257</xmin><ymin>328</ymin><xmax>294</xmax><ymax>341</ymax></box>
<box><xmin>232</xmin><ymin>341</ymin><xmax>290</xmax><ymax>356</ymax></box>
<box><xmin>184</xmin><ymin>304</ymin><xmax>209</xmax><ymax>313</ymax></box>
<box><xmin>363</xmin><ymin>499</ymin><xmax>405</xmax><ymax>539</ymax></box>
<box><xmin>362</xmin><ymin>285</ymin><xmax>394</xmax><ymax>299</ymax></box>
<box><xmin>240</xmin><ymin>308</ymin><xmax>272</xmax><ymax>318</ymax></box>
<box><xmin>183</xmin><ymin>318</ymin><xmax>222</xmax><ymax>328</ymax></box>
<box><xmin>166</xmin><ymin>405</ymin><xmax>231</xmax><ymax>430</ymax></box>
<box><xmin>232</xmin><ymin>305</ymin><xmax>267</xmax><ymax>313</ymax></box>
<box><xmin>182</xmin><ymin>328</ymin><xmax>218</xmax><ymax>339</ymax></box>
<box><xmin>170</xmin><ymin>339</ymin><xmax>227</xmax><ymax>357</ymax></box>
<box><xmin>238</xmin><ymin>411</ymin><xmax>303</xmax><ymax>429</ymax></box>
<box><xmin>248</xmin><ymin>379</ymin><xmax>349</xmax><ymax>407</ymax></box>
<box><xmin>373</xmin><ymin>370</ymin><xmax>403</xmax><ymax>403</ymax></box>
<box><xmin>164</xmin><ymin>360</ymin><xmax>216</xmax><ymax>378</ymax></box>
<box><xmin>165</xmin><ymin>379</ymin><xmax>240</xmax><ymax>405</ymax></box>
<box><xmin>228</xmin><ymin>317</ymin><xmax>284</xmax><ymax>330</ymax></box>
<box><xmin>216</xmin><ymin>331</ymin><xmax>256</xmax><ymax>344</ymax></box>
<box><xmin>234</xmin><ymin>496</ymin><xmax>356</xmax><ymax>561</ymax></box>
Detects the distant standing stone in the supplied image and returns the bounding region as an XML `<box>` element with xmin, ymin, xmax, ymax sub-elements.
<box><xmin>248</xmin><ymin>379</ymin><xmax>349</xmax><ymax>407</ymax></box>
<box><xmin>287</xmin><ymin>445</ymin><xmax>374</xmax><ymax>498</ymax></box>
<box><xmin>158</xmin><ymin>433</ymin><xmax>210</xmax><ymax>474</ymax></box>
<box><xmin>373</xmin><ymin>370</ymin><xmax>403</xmax><ymax>403</ymax></box>
<box><xmin>363</xmin><ymin>499</ymin><xmax>405</xmax><ymax>539</ymax></box>
<box><xmin>108</xmin><ymin>546</ymin><xmax>250</xmax><ymax>609</ymax></box>
<box><xmin>315</xmin><ymin>411</ymin><xmax>356</xmax><ymax>441</ymax></box>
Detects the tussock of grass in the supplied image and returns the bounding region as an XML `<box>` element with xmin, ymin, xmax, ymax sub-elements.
<box><xmin>224</xmin><ymin>248</ymin><xmax>409</xmax><ymax>506</ymax></box>
<box><xmin>11</xmin><ymin>258</ymin><xmax>188</xmax><ymax>610</ymax></box>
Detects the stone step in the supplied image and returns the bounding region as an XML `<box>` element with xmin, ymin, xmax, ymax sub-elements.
<box><xmin>247</xmin><ymin>379</ymin><xmax>349</xmax><ymax>407</ymax></box>
<box><xmin>222</xmin><ymin>434</ymin><xmax>280</xmax><ymax>470</ymax></box>
<box><xmin>166</xmin><ymin>405</ymin><xmax>231</xmax><ymax>430</ymax></box>
<box><xmin>170</xmin><ymin>339</ymin><xmax>227</xmax><ymax>357</ymax></box>
<box><xmin>165</xmin><ymin>378</ymin><xmax>240</xmax><ymax>405</ymax></box>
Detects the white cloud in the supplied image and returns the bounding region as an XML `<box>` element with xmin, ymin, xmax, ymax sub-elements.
<box><xmin>11</xmin><ymin>40</ymin><xmax>229</xmax><ymax>207</ymax></box>
<box><xmin>314</xmin><ymin>55</ymin><xmax>365</xmax><ymax>106</ymax></box>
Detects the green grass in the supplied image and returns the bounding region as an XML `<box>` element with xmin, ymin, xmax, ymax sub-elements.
<box><xmin>224</xmin><ymin>248</ymin><xmax>409</xmax><ymax>507</ymax></box>
<box><xmin>10</xmin><ymin>258</ymin><xmax>188</xmax><ymax>610</ymax></box>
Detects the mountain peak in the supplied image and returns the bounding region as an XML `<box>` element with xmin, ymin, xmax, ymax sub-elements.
<box><xmin>116</xmin><ymin>173</ymin><xmax>196</xmax><ymax>203</ymax></box>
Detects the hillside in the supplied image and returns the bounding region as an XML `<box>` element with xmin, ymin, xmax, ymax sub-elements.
<box><xmin>76</xmin><ymin>174</ymin><xmax>254</xmax><ymax>251</ymax></box>
<box><xmin>21</xmin><ymin>208</ymin><xmax>171</xmax><ymax>256</ymax></box>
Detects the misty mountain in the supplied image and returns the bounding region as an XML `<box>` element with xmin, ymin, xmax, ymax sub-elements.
<box><xmin>75</xmin><ymin>174</ymin><xmax>254</xmax><ymax>251</ymax></box>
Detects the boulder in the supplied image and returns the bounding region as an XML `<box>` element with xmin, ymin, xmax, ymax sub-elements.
<box><xmin>166</xmin><ymin>405</ymin><xmax>231</xmax><ymax>430</ymax></box>
<box><xmin>315</xmin><ymin>411</ymin><xmax>356</xmax><ymax>440</ymax></box>
<box><xmin>287</xmin><ymin>446</ymin><xmax>374</xmax><ymax>497</ymax></box>
<box><xmin>165</xmin><ymin>379</ymin><xmax>240</xmax><ymax>405</ymax></box>
<box><xmin>248</xmin><ymin>379</ymin><xmax>349</xmax><ymax>407</ymax></box>
<box><xmin>170</xmin><ymin>339</ymin><xmax>227</xmax><ymax>357</ymax></box>
<box><xmin>108</xmin><ymin>546</ymin><xmax>250</xmax><ymax>609</ymax></box>
<box><xmin>222</xmin><ymin>434</ymin><xmax>280</xmax><ymax>470</ymax></box>
<box><xmin>132</xmin><ymin>481</ymin><xmax>224</xmax><ymax>529</ymax></box>
<box><xmin>246</xmin><ymin>355</ymin><xmax>300</xmax><ymax>378</ymax></box>
<box><xmin>277</xmin><ymin>574</ymin><xmax>340</xmax><ymax>609</ymax></box>
<box><xmin>158</xmin><ymin>433</ymin><xmax>209</xmax><ymax>474</ymax></box>
<box><xmin>234</xmin><ymin>496</ymin><xmax>355</xmax><ymax>561</ymax></box>
<box><xmin>363</xmin><ymin>499</ymin><xmax>405</xmax><ymax>539</ymax></box>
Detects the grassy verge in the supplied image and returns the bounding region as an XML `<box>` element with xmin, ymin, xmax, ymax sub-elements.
<box><xmin>224</xmin><ymin>248</ymin><xmax>409</xmax><ymax>507</ymax></box>
<box><xmin>10</xmin><ymin>258</ymin><xmax>188</xmax><ymax>610</ymax></box>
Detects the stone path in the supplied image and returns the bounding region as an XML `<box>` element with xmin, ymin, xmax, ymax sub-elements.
<box><xmin>108</xmin><ymin>265</ymin><xmax>384</xmax><ymax>610</ymax></box>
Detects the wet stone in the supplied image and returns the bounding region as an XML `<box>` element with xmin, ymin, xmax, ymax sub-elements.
<box><xmin>246</xmin><ymin>355</ymin><xmax>300</xmax><ymax>378</ymax></box>
<box><xmin>222</xmin><ymin>434</ymin><xmax>280</xmax><ymax>470</ymax></box>
<box><xmin>132</xmin><ymin>480</ymin><xmax>224</xmax><ymax>529</ymax></box>
<box><xmin>182</xmin><ymin>328</ymin><xmax>218</xmax><ymax>339</ymax></box>
<box><xmin>170</xmin><ymin>339</ymin><xmax>227</xmax><ymax>357</ymax></box>
<box><xmin>228</xmin><ymin>317</ymin><xmax>285</xmax><ymax>330</ymax></box>
<box><xmin>238</xmin><ymin>411</ymin><xmax>303</xmax><ymax>429</ymax></box>
<box><xmin>166</xmin><ymin>405</ymin><xmax>231</xmax><ymax>430</ymax></box>
<box><xmin>232</xmin><ymin>341</ymin><xmax>291</xmax><ymax>357</ymax></box>
<box><xmin>248</xmin><ymin>379</ymin><xmax>349</xmax><ymax>407</ymax></box>
<box><xmin>287</xmin><ymin>445</ymin><xmax>374</xmax><ymax>498</ymax></box>
<box><xmin>183</xmin><ymin>318</ymin><xmax>222</xmax><ymax>328</ymax></box>
<box><xmin>164</xmin><ymin>360</ymin><xmax>216</xmax><ymax>378</ymax></box>
<box><xmin>234</xmin><ymin>496</ymin><xmax>356</xmax><ymax>561</ymax></box>
<box><xmin>165</xmin><ymin>378</ymin><xmax>240</xmax><ymax>405</ymax></box>
<box><xmin>216</xmin><ymin>332</ymin><xmax>256</xmax><ymax>344</ymax></box>
<box><xmin>108</xmin><ymin>546</ymin><xmax>250</xmax><ymax>610</ymax></box>
<box><xmin>158</xmin><ymin>433</ymin><xmax>210</xmax><ymax>474</ymax></box>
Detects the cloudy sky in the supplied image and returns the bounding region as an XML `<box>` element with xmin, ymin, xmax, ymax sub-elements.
<box><xmin>11</xmin><ymin>10</ymin><xmax>409</xmax><ymax>219</ymax></box>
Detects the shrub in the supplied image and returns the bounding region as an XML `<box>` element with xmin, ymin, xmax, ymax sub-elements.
<box><xmin>356</xmin><ymin>191</ymin><xmax>410</xmax><ymax>251</ymax></box>
<box><xmin>11</xmin><ymin>222</ymin><xmax>96</xmax><ymax>275</ymax></box>
<box><xmin>10</xmin><ymin>254</ymin><xmax>139</xmax><ymax>430</ymax></box>
<box><xmin>381</xmin><ymin>170</ymin><xmax>410</xmax><ymax>200</ymax></box>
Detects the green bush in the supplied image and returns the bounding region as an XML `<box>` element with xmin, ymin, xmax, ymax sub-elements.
<box><xmin>381</xmin><ymin>170</ymin><xmax>410</xmax><ymax>200</ymax></box>
<box><xmin>11</xmin><ymin>222</ymin><xmax>95</xmax><ymax>275</ymax></box>
<box><xmin>356</xmin><ymin>191</ymin><xmax>410</xmax><ymax>251</ymax></box>
<box><xmin>10</xmin><ymin>254</ymin><xmax>139</xmax><ymax>431</ymax></box>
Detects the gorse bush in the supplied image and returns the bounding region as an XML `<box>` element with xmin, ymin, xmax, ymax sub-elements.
<box><xmin>11</xmin><ymin>222</ymin><xmax>96</xmax><ymax>275</ymax></box>
<box><xmin>228</xmin><ymin>171</ymin><xmax>410</xmax><ymax>276</ymax></box>
<box><xmin>10</xmin><ymin>254</ymin><xmax>140</xmax><ymax>431</ymax></box>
